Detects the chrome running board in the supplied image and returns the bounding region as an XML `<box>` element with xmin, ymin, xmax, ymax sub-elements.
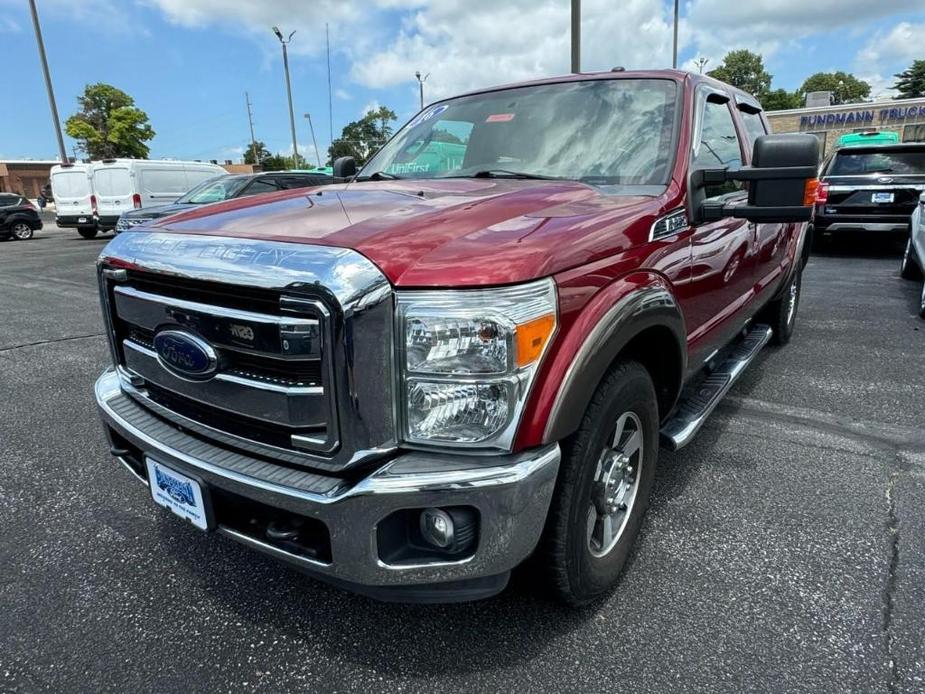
<box><xmin>660</xmin><ymin>324</ymin><xmax>773</xmax><ymax>451</ymax></box>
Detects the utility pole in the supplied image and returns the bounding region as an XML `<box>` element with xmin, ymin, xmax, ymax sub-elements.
<box><xmin>326</xmin><ymin>24</ymin><xmax>334</xmax><ymax>159</ymax></box>
<box><xmin>415</xmin><ymin>71</ymin><xmax>429</xmax><ymax>109</ymax></box>
<box><xmin>672</xmin><ymin>0</ymin><xmax>679</xmax><ymax>69</ymax></box>
<box><xmin>304</xmin><ymin>113</ymin><xmax>321</xmax><ymax>167</ymax></box>
<box><xmin>272</xmin><ymin>26</ymin><xmax>299</xmax><ymax>168</ymax></box>
<box><xmin>245</xmin><ymin>91</ymin><xmax>258</xmax><ymax>165</ymax></box>
<box><xmin>28</xmin><ymin>0</ymin><xmax>67</xmax><ymax>163</ymax></box>
<box><xmin>570</xmin><ymin>0</ymin><xmax>580</xmax><ymax>73</ymax></box>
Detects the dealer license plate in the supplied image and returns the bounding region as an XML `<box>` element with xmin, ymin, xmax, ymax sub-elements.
<box><xmin>872</xmin><ymin>192</ymin><xmax>894</xmax><ymax>203</ymax></box>
<box><xmin>145</xmin><ymin>458</ymin><xmax>211</xmax><ymax>530</ymax></box>
<box><xmin>78</xmin><ymin>217</ymin><xmax>87</xmax><ymax>223</ymax></box>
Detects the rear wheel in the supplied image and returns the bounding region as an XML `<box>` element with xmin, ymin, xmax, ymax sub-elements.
<box><xmin>539</xmin><ymin>360</ymin><xmax>659</xmax><ymax>605</ymax></box>
<box><xmin>10</xmin><ymin>222</ymin><xmax>33</xmax><ymax>240</ymax></box>
<box><xmin>764</xmin><ymin>266</ymin><xmax>803</xmax><ymax>345</ymax></box>
<box><xmin>900</xmin><ymin>237</ymin><xmax>923</xmax><ymax>281</ymax></box>
<box><xmin>77</xmin><ymin>227</ymin><xmax>98</xmax><ymax>239</ymax></box>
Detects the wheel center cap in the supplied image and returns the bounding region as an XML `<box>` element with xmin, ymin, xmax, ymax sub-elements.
<box><xmin>594</xmin><ymin>452</ymin><xmax>632</xmax><ymax>514</ymax></box>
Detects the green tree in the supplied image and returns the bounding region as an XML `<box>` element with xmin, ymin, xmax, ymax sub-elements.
<box><xmin>64</xmin><ymin>83</ymin><xmax>155</xmax><ymax>159</ymax></box>
<box><xmin>798</xmin><ymin>72</ymin><xmax>871</xmax><ymax>105</ymax></box>
<box><xmin>893</xmin><ymin>60</ymin><xmax>925</xmax><ymax>99</ymax></box>
<box><xmin>761</xmin><ymin>88</ymin><xmax>802</xmax><ymax>111</ymax></box>
<box><xmin>243</xmin><ymin>140</ymin><xmax>271</xmax><ymax>166</ymax></box>
<box><xmin>327</xmin><ymin>106</ymin><xmax>397</xmax><ymax>165</ymax></box>
<box><xmin>708</xmin><ymin>49</ymin><xmax>772</xmax><ymax>98</ymax></box>
<box><xmin>262</xmin><ymin>152</ymin><xmax>308</xmax><ymax>171</ymax></box>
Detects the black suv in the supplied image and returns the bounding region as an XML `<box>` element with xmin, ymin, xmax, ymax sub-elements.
<box><xmin>815</xmin><ymin>143</ymin><xmax>925</xmax><ymax>245</ymax></box>
<box><xmin>0</xmin><ymin>193</ymin><xmax>43</xmax><ymax>241</ymax></box>
<box><xmin>115</xmin><ymin>171</ymin><xmax>333</xmax><ymax>233</ymax></box>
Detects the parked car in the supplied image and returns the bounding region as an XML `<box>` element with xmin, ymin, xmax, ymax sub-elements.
<box><xmin>0</xmin><ymin>193</ymin><xmax>43</xmax><ymax>241</ymax></box>
<box><xmin>50</xmin><ymin>163</ymin><xmax>94</xmax><ymax>234</ymax></box>
<box><xmin>901</xmin><ymin>191</ymin><xmax>925</xmax><ymax>317</ymax></box>
<box><xmin>814</xmin><ymin>143</ymin><xmax>925</xmax><ymax>247</ymax></box>
<box><xmin>115</xmin><ymin>171</ymin><xmax>334</xmax><ymax>232</ymax></box>
<box><xmin>94</xmin><ymin>70</ymin><xmax>819</xmax><ymax>604</ymax></box>
<box><xmin>88</xmin><ymin>159</ymin><xmax>226</xmax><ymax>237</ymax></box>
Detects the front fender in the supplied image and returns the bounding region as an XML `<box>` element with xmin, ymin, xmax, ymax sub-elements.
<box><xmin>516</xmin><ymin>272</ymin><xmax>687</xmax><ymax>448</ymax></box>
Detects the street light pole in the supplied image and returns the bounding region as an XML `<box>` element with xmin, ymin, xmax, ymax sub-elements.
<box><xmin>304</xmin><ymin>113</ymin><xmax>321</xmax><ymax>167</ymax></box>
<box><xmin>415</xmin><ymin>71</ymin><xmax>429</xmax><ymax>110</ymax></box>
<box><xmin>28</xmin><ymin>0</ymin><xmax>67</xmax><ymax>163</ymax></box>
<box><xmin>672</xmin><ymin>0</ymin><xmax>679</xmax><ymax>69</ymax></box>
<box><xmin>570</xmin><ymin>0</ymin><xmax>580</xmax><ymax>73</ymax></box>
<box><xmin>273</xmin><ymin>26</ymin><xmax>299</xmax><ymax>168</ymax></box>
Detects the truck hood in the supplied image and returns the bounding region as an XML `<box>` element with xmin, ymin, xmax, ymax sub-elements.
<box><xmin>147</xmin><ymin>179</ymin><xmax>663</xmax><ymax>287</ymax></box>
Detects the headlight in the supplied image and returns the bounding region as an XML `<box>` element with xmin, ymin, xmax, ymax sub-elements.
<box><xmin>397</xmin><ymin>278</ymin><xmax>557</xmax><ymax>449</ymax></box>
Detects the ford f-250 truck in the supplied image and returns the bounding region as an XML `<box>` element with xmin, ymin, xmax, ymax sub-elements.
<box><xmin>94</xmin><ymin>70</ymin><xmax>819</xmax><ymax>604</ymax></box>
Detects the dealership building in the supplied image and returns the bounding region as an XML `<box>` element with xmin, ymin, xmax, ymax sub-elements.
<box><xmin>766</xmin><ymin>96</ymin><xmax>925</xmax><ymax>158</ymax></box>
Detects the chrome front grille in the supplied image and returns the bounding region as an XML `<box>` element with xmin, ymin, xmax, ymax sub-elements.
<box><xmin>97</xmin><ymin>232</ymin><xmax>398</xmax><ymax>473</ymax></box>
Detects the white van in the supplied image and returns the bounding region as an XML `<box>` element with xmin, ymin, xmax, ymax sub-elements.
<box><xmin>89</xmin><ymin>159</ymin><xmax>226</xmax><ymax>236</ymax></box>
<box><xmin>50</xmin><ymin>163</ymin><xmax>95</xmax><ymax>234</ymax></box>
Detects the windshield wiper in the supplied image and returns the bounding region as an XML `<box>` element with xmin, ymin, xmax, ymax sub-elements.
<box><xmin>357</xmin><ymin>170</ymin><xmax>403</xmax><ymax>181</ymax></box>
<box><xmin>467</xmin><ymin>169</ymin><xmax>561</xmax><ymax>180</ymax></box>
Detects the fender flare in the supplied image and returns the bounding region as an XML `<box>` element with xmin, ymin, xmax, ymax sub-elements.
<box><xmin>541</xmin><ymin>277</ymin><xmax>687</xmax><ymax>444</ymax></box>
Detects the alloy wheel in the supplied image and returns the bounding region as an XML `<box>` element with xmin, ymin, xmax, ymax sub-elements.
<box><xmin>587</xmin><ymin>411</ymin><xmax>643</xmax><ymax>558</ymax></box>
<box><xmin>11</xmin><ymin>223</ymin><xmax>33</xmax><ymax>240</ymax></box>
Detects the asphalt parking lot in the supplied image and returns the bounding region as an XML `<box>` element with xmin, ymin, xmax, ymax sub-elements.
<box><xmin>1</xmin><ymin>224</ymin><xmax>923</xmax><ymax>693</ymax></box>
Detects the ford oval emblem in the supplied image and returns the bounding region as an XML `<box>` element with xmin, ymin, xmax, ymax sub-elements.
<box><xmin>153</xmin><ymin>329</ymin><xmax>218</xmax><ymax>380</ymax></box>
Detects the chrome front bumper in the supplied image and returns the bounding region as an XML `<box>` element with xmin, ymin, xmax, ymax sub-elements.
<box><xmin>95</xmin><ymin>369</ymin><xmax>560</xmax><ymax>600</ymax></box>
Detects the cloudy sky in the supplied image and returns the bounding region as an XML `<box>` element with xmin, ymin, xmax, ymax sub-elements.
<box><xmin>1</xmin><ymin>0</ymin><xmax>922</xmax><ymax>161</ymax></box>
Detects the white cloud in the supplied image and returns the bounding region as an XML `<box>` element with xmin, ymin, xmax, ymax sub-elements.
<box><xmin>851</xmin><ymin>22</ymin><xmax>925</xmax><ymax>100</ymax></box>
<box><xmin>335</xmin><ymin>88</ymin><xmax>352</xmax><ymax>100</ymax></box>
<box><xmin>351</xmin><ymin>0</ymin><xmax>672</xmax><ymax>100</ymax></box>
<box><xmin>362</xmin><ymin>100</ymin><xmax>382</xmax><ymax>116</ymax></box>
<box><xmin>0</xmin><ymin>16</ymin><xmax>21</xmax><ymax>32</ymax></box>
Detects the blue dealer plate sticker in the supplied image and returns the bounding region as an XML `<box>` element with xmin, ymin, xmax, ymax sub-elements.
<box><xmin>145</xmin><ymin>459</ymin><xmax>210</xmax><ymax>531</ymax></box>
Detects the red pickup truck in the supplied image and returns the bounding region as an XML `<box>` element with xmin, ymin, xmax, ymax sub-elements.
<box><xmin>94</xmin><ymin>70</ymin><xmax>819</xmax><ymax>604</ymax></box>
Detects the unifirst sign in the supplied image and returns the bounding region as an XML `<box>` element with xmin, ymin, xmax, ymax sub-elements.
<box><xmin>801</xmin><ymin>105</ymin><xmax>925</xmax><ymax>129</ymax></box>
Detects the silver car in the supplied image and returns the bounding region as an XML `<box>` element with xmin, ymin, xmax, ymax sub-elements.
<box><xmin>901</xmin><ymin>191</ymin><xmax>925</xmax><ymax>317</ymax></box>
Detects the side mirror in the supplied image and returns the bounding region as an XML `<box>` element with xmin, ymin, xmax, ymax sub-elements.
<box><xmin>693</xmin><ymin>134</ymin><xmax>820</xmax><ymax>224</ymax></box>
<box><xmin>332</xmin><ymin>156</ymin><xmax>357</xmax><ymax>181</ymax></box>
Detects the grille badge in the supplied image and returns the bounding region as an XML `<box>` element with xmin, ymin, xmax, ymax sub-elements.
<box><xmin>153</xmin><ymin>329</ymin><xmax>218</xmax><ymax>381</ymax></box>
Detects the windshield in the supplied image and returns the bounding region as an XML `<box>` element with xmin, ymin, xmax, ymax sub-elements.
<box><xmin>177</xmin><ymin>175</ymin><xmax>249</xmax><ymax>204</ymax></box>
<box><xmin>827</xmin><ymin>149</ymin><xmax>925</xmax><ymax>176</ymax></box>
<box><xmin>361</xmin><ymin>78</ymin><xmax>679</xmax><ymax>188</ymax></box>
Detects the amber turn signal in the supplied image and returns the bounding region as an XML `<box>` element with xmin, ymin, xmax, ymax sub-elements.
<box><xmin>803</xmin><ymin>178</ymin><xmax>820</xmax><ymax>206</ymax></box>
<box><xmin>515</xmin><ymin>314</ymin><xmax>556</xmax><ymax>367</ymax></box>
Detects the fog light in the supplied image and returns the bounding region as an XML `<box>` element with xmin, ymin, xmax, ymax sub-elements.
<box><xmin>420</xmin><ymin>508</ymin><xmax>454</xmax><ymax>548</ymax></box>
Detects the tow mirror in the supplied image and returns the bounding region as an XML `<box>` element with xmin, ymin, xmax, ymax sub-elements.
<box><xmin>693</xmin><ymin>134</ymin><xmax>820</xmax><ymax>224</ymax></box>
<box><xmin>332</xmin><ymin>156</ymin><xmax>357</xmax><ymax>181</ymax></box>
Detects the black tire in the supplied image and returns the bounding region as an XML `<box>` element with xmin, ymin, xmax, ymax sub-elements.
<box><xmin>539</xmin><ymin>360</ymin><xmax>659</xmax><ymax>605</ymax></box>
<box><xmin>10</xmin><ymin>222</ymin><xmax>33</xmax><ymax>240</ymax></box>
<box><xmin>919</xmin><ymin>284</ymin><xmax>925</xmax><ymax>319</ymax></box>
<box><xmin>77</xmin><ymin>227</ymin><xmax>98</xmax><ymax>239</ymax></box>
<box><xmin>763</xmin><ymin>266</ymin><xmax>802</xmax><ymax>346</ymax></box>
<box><xmin>900</xmin><ymin>237</ymin><xmax>923</xmax><ymax>281</ymax></box>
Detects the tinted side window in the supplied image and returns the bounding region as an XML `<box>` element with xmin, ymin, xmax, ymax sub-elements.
<box><xmin>739</xmin><ymin>110</ymin><xmax>767</xmax><ymax>148</ymax></box>
<box><xmin>0</xmin><ymin>194</ymin><xmax>18</xmax><ymax>207</ymax></box>
<box><xmin>242</xmin><ymin>179</ymin><xmax>281</xmax><ymax>196</ymax></box>
<box><xmin>275</xmin><ymin>176</ymin><xmax>325</xmax><ymax>189</ymax></box>
<box><xmin>693</xmin><ymin>99</ymin><xmax>744</xmax><ymax>199</ymax></box>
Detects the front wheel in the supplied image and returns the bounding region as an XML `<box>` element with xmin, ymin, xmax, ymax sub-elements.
<box><xmin>77</xmin><ymin>227</ymin><xmax>98</xmax><ymax>239</ymax></box>
<box><xmin>539</xmin><ymin>360</ymin><xmax>659</xmax><ymax>605</ymax></box>
<box><xmin>10</xmin><ymin>222</ymin><xmax>34</xmax><ymax>240</ymax></box>
<box><xmin>900</xmin><ymin>237</ymin><xmax>923</xmax><ymax>281</ymax></box>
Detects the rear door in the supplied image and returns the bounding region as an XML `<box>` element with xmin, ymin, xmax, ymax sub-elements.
<box><xmin>93</xmin><ymin>165</ymin><xmax>133</xmax><ymax>219</ymax></box>
<box><xmin>682</xmin><ymin>88</ymin><xmax>757</xmax><ymax>370</ymax></box>
<box><xmin>51</xmin><ymin>167</ymin><xmax>93</xmax><ymax>218</ymax></box>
